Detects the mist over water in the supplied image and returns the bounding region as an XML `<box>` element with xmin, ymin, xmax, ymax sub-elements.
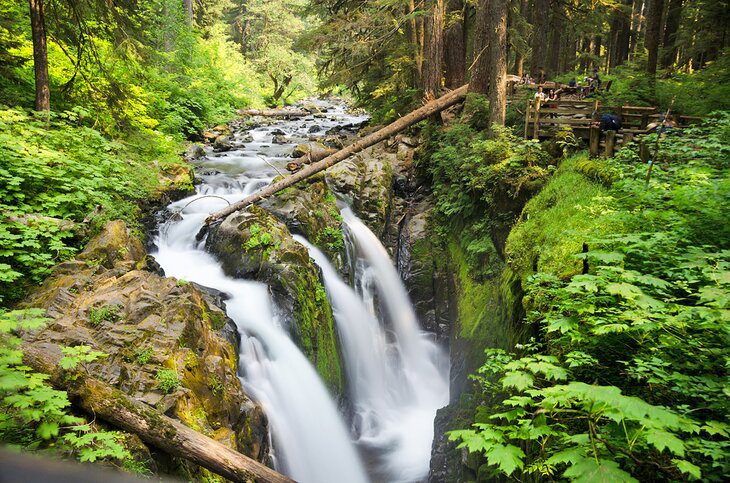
<box><xmin>151</xmin><ymin>99</ymin><xmax>447</xmax><ymax>482</ymax></box>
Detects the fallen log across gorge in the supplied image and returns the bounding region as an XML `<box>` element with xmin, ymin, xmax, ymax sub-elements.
<box><xmin>22</xmin><ymin>343</ymin><xmax>296</xmax><ymax>483</ymax></box>
<box><xmin>206</xmin><ymin>84</ymin><xmax>469</xmax><ymax>225</ymax></box>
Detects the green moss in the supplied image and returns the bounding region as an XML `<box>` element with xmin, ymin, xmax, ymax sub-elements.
<box><xmin>134</xmin><ymin>346</ymin><xmax>152</xmax><ymax>365</ymax></box>
<box><xmin>208</xmin><ymin>311</ymin><xmax>226</xmax><ymax>331</ymax></box>
<box><xmin>505</xmin><ymin>154</ymin><xmax>609</xmax><ymax>281</ymax></box>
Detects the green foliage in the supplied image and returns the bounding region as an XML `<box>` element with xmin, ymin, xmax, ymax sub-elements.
<box><xmin>316</xmin><ymin>226</ymin><xmax>344</xmax><ymax>252</ymax></box>
<box><xmin>421</xmin><ymin>122</ymin><xmax>552</xmax><ymax>279</ymax></box>
<box><xmin>244</xmin><ymin>223</ymin><xmax>281</xmax><ymax>260</ymax></box>
<box><xmin>453</xmin><ymin>115</ymin><xmax>730</xmax><ymax>481</ymax></box>
<box><xmin>134</xmin><ymin>347</ymin><xmax>153</xmax><ymax>365</ymax></box>
<box><xmin>1</xmin><ymin>309</ymin><xmax>130</xmax><ymax>464</ymax></box>
<box><xmin>155</xmin><ymin>369</ymin><xmax>181</xmax><ymax>394</ymax></box>
<box><xmin>87</xmin><ymin>305</ymin><xmax>122</xmax><ymax>327</ymax></box>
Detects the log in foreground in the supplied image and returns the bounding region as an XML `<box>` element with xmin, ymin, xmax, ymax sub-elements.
<box><xmin>22</xmin><ymin>344</ymin><xmax>295</xmax><ymax>483</ymax></box>
<box><xmin>237</xmin><ymin>108</ymin><xmax>309</xmax><ymax>118</ymax></box>
<box><xmin>207</xmin><ymin>85</ymin><xmax>469</xmax><ymax>225</ymax></box>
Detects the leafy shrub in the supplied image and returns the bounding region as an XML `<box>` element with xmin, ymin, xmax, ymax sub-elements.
<box><xmin>88</xmin><ymin>305</ymin><xmax>122</xmax><ymax>326</ymax></box>
<box><xmin>155</xmin><ymin>369</ymin><xmax>180</xmax><ymax>394</ymax></box>
<box><xmin>451</xmin><ymin>114</ymin><xmax>730</xmax><ymax>481</ymax></box>
<box><xmin>0</xmin><ymin>309</ymin><xmax>130</xmax><ymax>463</ymax></box>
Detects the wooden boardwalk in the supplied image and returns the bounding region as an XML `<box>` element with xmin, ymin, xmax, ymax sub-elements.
<box><xmin>523</xmin><ymin>99</ymin><xmax>702</xmax><ymax>156</ymax></box>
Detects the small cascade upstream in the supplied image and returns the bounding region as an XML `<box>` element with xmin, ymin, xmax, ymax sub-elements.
<box><xmin>151</xmin><ymin>99</ymin><xmax>447</xmax><ymax>482</ymax></box>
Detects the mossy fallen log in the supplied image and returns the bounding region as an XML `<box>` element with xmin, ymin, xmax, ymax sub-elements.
<box><xmin>22</xmin><ymin>343</ymin><xmax>295</xmax><ymax>483</ymax></box>
<box><xmin>237</xmin><ymin>108</ymin><xmax>309</xmax><ymax>118</ymax></box>
<box><xmin>206</xmin><ymin>85</ymin><xmax>469</xmax><ymax>225</ymax></box>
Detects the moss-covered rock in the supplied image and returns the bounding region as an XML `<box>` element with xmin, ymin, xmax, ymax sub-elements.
<box><xmin>206</xmin><ymin>205</ymin><xmax>343</xmax><ymax>394</ymax></box>
<box><xmin>261</xmin><ymin>174</ymin><xmax>346</xmax><ymax>269</ymax></box>
<box><xmin>22</xmin><ymin>220</ymin><xmax>269</xmax><ymax>479</ymax></box>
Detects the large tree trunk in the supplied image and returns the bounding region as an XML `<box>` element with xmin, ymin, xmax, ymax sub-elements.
<box><xmin>661</xmin><ymin>0</ymin><xmax>683</xmax><ymax>67</ymax></box>
<box><xmin>513</xmin><ymin>0</ymin><xmax>528</xmax><ymax>76</ymax></box>
<box><xmin>530</xmin><ymin>0</ymin><xmax>550</xmax><ymax>77</ymax></box>
<box><xmin>615</xmin><ymin>0</ymin><xmax>633</xmax><ymax>68</ymax></box>
<box><xmin>488</xmin><ymin>0</ymin><xmax>508</xmax><ymax>127</ymax></box>
<box><xmin>206</xmin><ymin>85</ymin><xmax>470</xmax><ymax>225</ymax></box>
<box><xmin>592</xmin><ymin>35</ymin><xmax>602</xmax><ymax>71</ymax></box>
<box><xmin>28</xmin><ymin>0</ymin><xmax>50</xmax><ymax>112</ymax></box>
<box><xmin>645</xmin><ymin>0</ymin><xmax>665</xmax><ymax>76</ymax></box>
<box><xmin>630</xmin><ymin>0</ymin><xmax>645</xmax><ymax>57</ymax></box>
<box><xmin>408</xmin><ymin>0</ymin><xmax>422</xmax><ymax>83</ymax></box>
<box><xmin>22</xmin><ymin>344</ymin><xmax>293</xmax><ymax>483</ymax></box>
<box><xmin>469</xmin><ymin>0</ymin><xmax>490</xmax><ymax>94</ymax></box>
<box><xmin>422</xmin><ymin>0</ymin><xmax>446</xmax><ymax>96</ymax></box>
<box><xmin>443</xmin><ymin>0</ymin><xmax>467</xmax><ymax>88</ymax></box>
<box><xmin>183</xmin><ymin>0</ymin><xmax>194</xmax><ymax>24</ymax></box>
<box><xmin>547</xmin><ymin>3</ymin><xmax>564</xmax><ymax>76</ymax></box>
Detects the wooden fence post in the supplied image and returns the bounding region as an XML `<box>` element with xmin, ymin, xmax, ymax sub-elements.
<box><xmin>605</xmin><ymin>130</ymin><xmax>616</xmax><ymax>157</ymax></box>
<box><xmin>589</xmin><ymin>125</ymin><xmax>601</xmax><ymax>157</ymax></box>
<box><xmin>533</xmin><ymin>99</ymin><xmax>541</xmax><ymax>140</ymax></box>
<box><xmin>524</xmin><ymin>100</ymin><xmax>531</xmax><ymax>138</ymax></box>
<box><xmin>639</xmin><ymin>138</ymin><xmax>650</xmax><ymax>163</ymax></box>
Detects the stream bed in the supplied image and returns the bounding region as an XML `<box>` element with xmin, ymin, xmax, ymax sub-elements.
<box><xmin>152</xmin><ymin>100</ymin><xmax>449</xmax><ymax>483</ymax></box>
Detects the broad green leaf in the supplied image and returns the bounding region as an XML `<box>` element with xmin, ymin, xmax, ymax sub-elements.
<box><xmin>501</xmin><ymin>371</ymin><xmax>534</xmax><ymax>391</ymax></box>
<box><xmin>485</xmin><ymin>444</ymin><xmax>525</xmax><ymax>476</ymax></box>
<box><xmin>645</xmin><ymin>429</ymin><xmax>685</xmax><ymax>456</ymax></box>
<box><xmin>673</xmin><ymin>459</ymin><xmax>701</xmax><ymax>479</ymax></box>
<box><xmin>563</xmin><ymin>457</ymin><xmax>638</xmax><ymax>482</ymax></box>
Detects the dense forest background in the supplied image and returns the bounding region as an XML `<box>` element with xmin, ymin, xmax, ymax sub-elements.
<box><xmin>1</xmin><ymin>0</ymin><xmax>728</xmax><ymax>481</ymax></box>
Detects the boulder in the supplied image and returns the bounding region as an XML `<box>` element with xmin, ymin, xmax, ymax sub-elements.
<box><xmin>22</xmin><ymin>220</ymin><xmax>270</xmax><ymax>478</ymax></box>
<box><xmin>213</xmin><ymin>135</ymin><xmax>233</xmax><ymax>152</ymax></box>
<box><xmin>272</xmin><ymin>134</ymin><xmax>288</xmax><ymax>145</ymax></box>
<box><xmin>205</xmin><ymin>206</ymin><xmax>343</xmax><ymax>394</ymax></box>
<box><xmin>261</xmin><ymin>174</ymin><xmax>345</xmax><ymax>267</ymax></box>
<box><xmin>184</xmin><ymin>143</ymin><xmax>205</xmax><ymax>161</ymax></box>
<box><xmin>308</xmin><ymin>125</ymin><xmax>322</xmax><ymax>133</ymax></box>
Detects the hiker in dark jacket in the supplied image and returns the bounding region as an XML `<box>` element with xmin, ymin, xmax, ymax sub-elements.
<box><xmin>600</xmin><ymin>113</ymin><xmax>622</xmax><ymax>132</ymax></box>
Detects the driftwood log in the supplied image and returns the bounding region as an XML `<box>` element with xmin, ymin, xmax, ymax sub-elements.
<box><xmin>237</xmin><ymin>108</ymin><xmax>309</xmax><ymax>118</ymax></box>
<box><xmin>22</xmin><ymin>344</ymin><xmax>295</xmax><ymax>483</ymax></box>
<box><xmin>206</xmin><ymin>84</ymin><xmax>469</xmax><ymax>225</ymax></box>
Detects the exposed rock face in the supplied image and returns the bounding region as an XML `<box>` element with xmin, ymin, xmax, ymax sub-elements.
<box><xmin>22</xmin><ymin>220</ymin><xmax>269</xmax><ymax>477</ymax></box>
<box><xmin>261</xmin><ymin>174</ymin><xmax>346</xmax><ymax>270</ymax></box>
<box><xmin>213</xmin><ymin>135</ymin><xmax>233</xmax><ymax>152</ymax></box>
<box><xmin>326</xmin><ymin>143</ymin><xmax>394</xmax><ymax>238</ymax></box>
<box><xmin>205</xmin><ymin>205</ymin><xmax>343</xmax><ymax>394</ymax></box>
<box><xmin>397</xmin><ymin>201</ymin><xmax>454</xmax><ymax>339</ymax></box>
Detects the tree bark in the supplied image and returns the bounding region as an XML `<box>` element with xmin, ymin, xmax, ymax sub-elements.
<box><xmin>530</xmin><ymin>0</ymin><xmax>550</xmax><ymax>77</ymax></box>
<box><xmin>645</xmin><ymin>0</ymin><xmax>665</xmax><ymax>76</ymax></box>
<box><xmin>28</xmin><ymin>0</ymin><xmax>50</xmax><ymax>112</ymax></box>
<box><xmin>22</xmin><ymin>344</ymin><xmax>294</xmax><ymax>483</ymax></box>
<box><xmin>513</xmin><ymin>0</ymin><xmax>528</xmax><ymax>76</ymax></box>
<box><xmin>206</xmin><ymin>85</ymin><xmax>470</xmax><ymax>225</ymax></box>
<box><xmin>422</xmin><ymin>0</ymin><xmax>446</xmax><ymax>96</ymax></box>
<box><xmin>547</xmin><ymin>3</ymin><xmax>564</xmax><ymax>76</ymax></box>
<box><xmin>443</xmin><ymin>0</ymin><xmax>467</xmax><ymax>88</ymax></box>
<box><xmin>183</xmin><ymin>0</ymin><xmax>194</xmax><ymax>25</ymax></box>
<box><xmin>488</xmin><ymin>0</ymin><xmax>508</xmax><ymax>126</ymax></box>
<box><xmin>661</xmin><ymin>0</ymin><xmax>682</xmax><ymax>67</ymax></box>
<box><xmin>408</xmin><ymin>0</ymin><xmax>422</xmax><ymax>83</ymax></box>
<box><xmin>469</xmin><ymin>0</ymin><xmax>490</xmax><ymax>94</ymax></box>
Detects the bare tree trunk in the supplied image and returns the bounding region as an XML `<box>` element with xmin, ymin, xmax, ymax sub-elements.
<box><xmin>489</xmin><ymin>0</ymin><xmax>508</xmax><ymax>126</ymax></box>
<box><xmin>22</xmin><ymin>344</ymin><xmax>294</xmax><ymax>483</ymax></box>
<box><xmin>547</xmin><ymin>3</ymin><xmax>564</xmax><ymax>76</ymax></box>
<box><xmin>530</xmin><ymin>0</ymin><xmax>550</xmax><ymax>77</ymax></box>
<box><xmin>513</xmin><ymin>0</ymin><xmax>528</xmax><ymax>76</ymax></box>
<box><xmin>205</xmin><ymin>85</ymin><xmax>470</xmax><ymax>225</ymax></box>
<box><xmin>645</xmin><ymin>0</ymin><xmax>665</xmax><ymax>76</ymax></box>
<box><xmin>408</xmin><ymin>0</ymin><xmax>422</xmax><ymax>83</ymax></box>
<box><xmin>661</xmin><ymin>0</ymin><xmax>683</xmax><ymax>67</ymax></box>
<box><xmin>422</xmin><ymin>0</ymin><xmax>446</xmax><ymax>96</ymax></box>
<box><xmin>592</xmin><ymin>35</ymin><xmax>602</xmax><ymax>71</ymax></box>
<box><xmin>28</xmin><ymin>0</ymin><xmax>50</xmax><ymax>111</ymax></box>
<box><xmin>444</xmin><ymin>0</ymin><xmax>467</xmax><ymax>88</ymax></box>
<box><xmin>469</xmin><ymin>0</ymin><xmax>490</xmax><ymax>93</ymax></box>
<box><xmin>183</xmin><ymin>0</ymin><xmax>193</xmax><ymax>24</ymax></box>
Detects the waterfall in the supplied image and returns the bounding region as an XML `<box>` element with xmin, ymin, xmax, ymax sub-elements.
<box><xmin>150</xmin><ymin>99</ymin><xmax>445</xmax><ymax>483</ymax></box>
<box><xmin>297</xmin><ymin>209</ymin><xmax>449</xmax><ymax>483</ymax></box>
<box><xmin>153</xmin><ymin>179</ymin><xmax>367</xmax><ymax>481</ymax></box>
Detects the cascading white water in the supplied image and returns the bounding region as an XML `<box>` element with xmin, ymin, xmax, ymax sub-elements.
<box><xmin>151</xmin><ymin>99</ymin><xmax>446</xmax><ymax>483</ymax></box>
<box><xmin>296</xmin><ymin>210</ymin><xmax>449</xmax><ymax>482</ymax></box>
